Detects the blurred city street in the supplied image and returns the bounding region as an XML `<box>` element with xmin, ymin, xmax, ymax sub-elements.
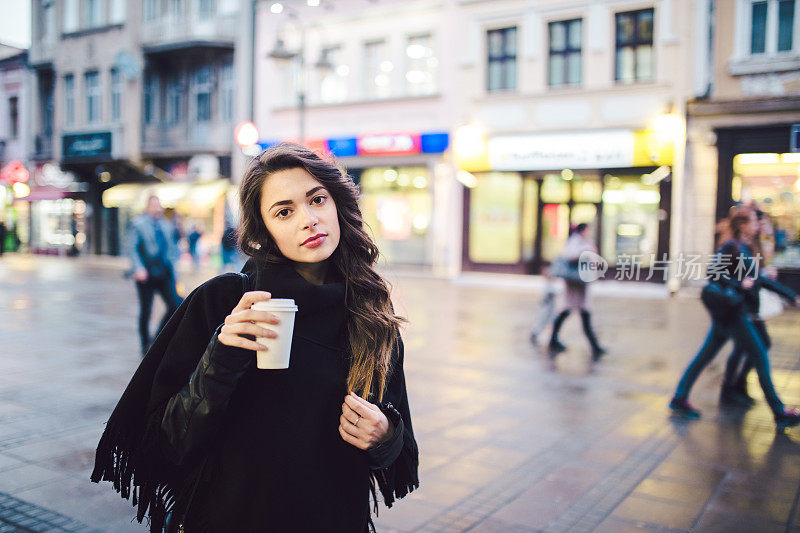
<box><xmin>0</xmin><ymin>253</ymin><xmax>798</xmax><ymax>532</ymax></box>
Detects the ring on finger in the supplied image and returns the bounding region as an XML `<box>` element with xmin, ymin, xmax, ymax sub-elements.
<box><xmin>353</xmin><ymin>415</ymin><xmax>360</xmax><ymax>427</ymax></box>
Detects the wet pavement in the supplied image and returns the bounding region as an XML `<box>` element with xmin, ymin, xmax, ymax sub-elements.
<box><xmin>0</xmin><ymin>253</ymin><xmax>799</xmax><ymax>532</ymax></box>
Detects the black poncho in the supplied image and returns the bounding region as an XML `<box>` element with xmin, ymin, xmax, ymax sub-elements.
<box><xmin>91</xmin><ymin>259</ymin><xmax>419</xmax><ymax>532</ymax></box>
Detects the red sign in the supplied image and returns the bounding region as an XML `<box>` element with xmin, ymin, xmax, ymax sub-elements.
<box><xmin>0</xmin><ymin>160</ymin><xmax>29</xmax><ymax>184</ymax></box>
<box><xmin>357</xmin><ymin>134</ymin><xmax>421</xmax><ymax>156</ymax></box>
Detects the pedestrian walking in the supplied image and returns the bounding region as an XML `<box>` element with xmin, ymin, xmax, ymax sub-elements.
<box><xmin>669</xmin><ymin>209</ymin><xmax>800</xmax><ymax>431</ymax></box>
<box><xmin>126</xmin><ymin>195</ymin><xmax>183</xmax><ymax>356</ymax></box>
<box><xmin>718</xmin><ymin>207</ymin><xmax>796</xmax><ymax>407</ymax></box>
<box><xmin>548</xmin><ymin>223</ymin><xmax>606</xmax><ymax>359</ymax></box>
<box><xmin>220</xmin><ymin>223</ymin><xmax>240</xmax><ymax>271</ymax></box>
<box><xmin>92</xmin><ymin>143</ymin><xmax>419</xmax><ymax>532</ymax></box>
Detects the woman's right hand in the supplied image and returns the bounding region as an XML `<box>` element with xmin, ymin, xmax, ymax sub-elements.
<box><xmin>218</xmin><ymin>291</ymin><xmax>280</xmax><ymax>352</ymax></box>
<box><xmin>741</xmin><ymin>277</ymin><xmax>755</xmax><ymax>290</ymax></box>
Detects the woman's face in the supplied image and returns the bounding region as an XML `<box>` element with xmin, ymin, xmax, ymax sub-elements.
<box><xmin>259</xmin><ymin>167</ymin><xmax>341</xmax><ymax>264</ymax></box>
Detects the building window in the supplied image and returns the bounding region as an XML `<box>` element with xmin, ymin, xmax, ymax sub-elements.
<box><xmin>751</xmin><ymin>1</ymin><xmax>768</xmax><ymax>53</ymax></box>
<box><xmin>750</xmin><ymin>0</ymin><xmax>796</xmax><ymax>54</ymax></box>
<box><xmin>85</xmin><ymin>0</ymin><xmax>104</xmax><ymax>27</ymax></box>
<box><xmin>549</xmin><ymin>19</ymin><xmax>582</xmax><ymax>87</ymax></box>
<box><xmin>64</xmin><ymin>74</ymin><xmax>75</xmax><ymax>126</ymax></box>
<box><xmin>318</xmin><ymin>46</ymin><xmax>348</xmax><ymax>104</ymax></box>
<box><xmin>364</xmin><ymin>40</ymin><xmax>391</xmax><ymax>99</ymax></box>
<box><xmin>144</xmin><ymin>74</ymin><xmax>159</xmax><ymax>124</ymax></box>
<box><xmin>110</xmin><ymin>68</ymin><xmax>122</xmax><ymax>122</ymax></box>
<box><xmin>197</xmin><ymin>0</ymin><xmax>214</xmax><ymax>19</ymax></box>
<box><xmin>144</xmin><ymin>0</ymin><xmax>159</xmax><ymax>21</ymax></box>
<box><xmin>220</xmin><ymin>63</ymin><xmax>234</xmax><ymax>121</ymax></box>
<box><xmin>192</xmin><ymin>66</ymin><xmax>212</xmax><ymax>122</ymax></box>
<box><xmin>85</xmin><ymin>71</ymin><xmax>101</xmax><ymax>124</ymax></box>
<box><xmin>64</xmin><ymin>0</ymin><xmax>79</xmax><ymax>32</ymax></box>
<box><xmin>487</xmin><ymin>27</ymin><xmax>517</xmax><ymax>92</ymax></box>
<box><xmin>405</xmin><ymin>34</ymin><xmax>437</xmax><ymax>96</ymax></box>
<box><xmin>8</xmin><ymin>97</ymin><xmax>19</xmax><ymax>139</ymax></box>
<box><xmin>169</xmin><ymin>0</ymin><xmax>183</xmax><ymax>19</ymax></box>
<box><xmin>166</xmin><ymin>76</ymin><xmax>182</xmax><ymax>125</ymax></box>
<box><xmin>110</xmin><ymin>0</ymin><xmax>126</xmax><ymax>23</ymax></box>
<box><xmin>615</xmin><ymin>9</ymin><xmax>654</xmax><ymax>83</ymax></box>
<box><xmin>778</xmin><ymin>0</ymin><xmax>796</xmax><ymax>51</ymax></box>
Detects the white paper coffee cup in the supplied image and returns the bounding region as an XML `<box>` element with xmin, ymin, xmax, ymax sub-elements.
<box><xmin>251</xmin><ymin>299</ymin><xmax>298</xmax><ymax>369</ymax></box>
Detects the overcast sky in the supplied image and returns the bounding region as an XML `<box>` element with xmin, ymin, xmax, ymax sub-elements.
<box><xmin>0</xmin><ymin>0</ymin><xmax>31</xmax><ymax>49</ymax></box>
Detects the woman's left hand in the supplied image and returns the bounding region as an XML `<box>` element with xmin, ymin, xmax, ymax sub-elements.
<box><xmin>339</xmin><ymin>392</ymin><xmax>394</xmax><ymax>450</ymax></box>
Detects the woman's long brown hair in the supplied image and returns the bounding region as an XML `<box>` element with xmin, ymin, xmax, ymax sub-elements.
<box><xmin>237</xmin><ymin>143</ymin><xmax>405</xmax><ymax>401</ymax></box>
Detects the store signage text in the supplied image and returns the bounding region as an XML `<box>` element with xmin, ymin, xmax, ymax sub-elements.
<box><xmin>357</xmin><ymin>134</ymin><xmax>421</xmax><ymax>156</ymax></box>
<box><xmin>488</xmin><ymin>131</ymin><xmax>635</xmax><ymax>171</ymax></box>
<box><xmin>62</xmin><ymin>132</ymin><xmax>112</xmax><ymax>160</ymax></box>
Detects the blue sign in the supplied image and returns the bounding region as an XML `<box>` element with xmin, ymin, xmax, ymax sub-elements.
<box><xmin>62</xmin><ymin>132</ymin><xmax>112</xmax><ymax>161</ymax></box>
<box><xmin>420</xmin><ymin>132</ymin><xmax>449</xmax><ymax>154</ymax></box>
<box><xmin>257</xmin><ymin>140</ymin><xmax>280</xmax><ymax>151</ymax></box>
<box><xmin>327</xmin><ymin>137</ymin><xmax>358</xmax><ymax>157</ymax></box>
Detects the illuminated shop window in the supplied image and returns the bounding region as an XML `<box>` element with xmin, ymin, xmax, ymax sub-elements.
<box><xmin>360</xmin><ymin>166</ymin><xmax>431</xmax><ymax>265</ymax></box>
<box><xmin>601</xmin><ymin>174</ymin><xmax>660</xmax><ymax>266</ymax></box>
<box><xmin>733</xmin><ymin>153</ymin><xmax>800</xmax><ymax>268</ymax></box>
<box><xmin>469</xmin><ymin>172</ymin><xmax>522</xmax><ymax>264</ymax></box>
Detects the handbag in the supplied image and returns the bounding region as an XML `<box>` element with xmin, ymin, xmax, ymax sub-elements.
<box><xmin>700</xmin><ymin>281</ymin><xmax>744</xmax><ymax>322</ymax></box>
<box><xmin>759</xmin><ymin>288</ymin><xmax>784</xmax><ymax>320</ymax></box>
<box><xmin>550</xmin><ymin>256</ymin><xmax>584</xmax><ymax>283</ymax></box>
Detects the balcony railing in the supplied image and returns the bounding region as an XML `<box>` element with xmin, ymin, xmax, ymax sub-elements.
<box><xmin>141</xmin><ymin>14</ymin><xmax>238</xmax><ymax>51</ymax></box>
<box><xmin>29</xmin><ymin>37</ymin><xmax>56</xmax><ymax>66</ymax></box>
<box><xmin>142</xmin><ymin>121</ymin><xmax>233</xmax><ymax>155</ymax></box>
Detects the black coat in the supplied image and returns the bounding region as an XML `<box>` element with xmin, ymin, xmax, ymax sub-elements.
<box><xmin>92</xmin><ymin>259</ymin><xmax>418</xmax><ymax>532</ymax></box>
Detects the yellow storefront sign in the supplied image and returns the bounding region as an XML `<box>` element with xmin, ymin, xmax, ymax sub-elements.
<box><xmin>455</xmin><ymin>129</ymin><xmax>674</xmax><ymax>172</ymax></box>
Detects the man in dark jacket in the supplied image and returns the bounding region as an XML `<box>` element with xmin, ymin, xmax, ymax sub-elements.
<box><xmin>127</xmin><ymin>195</ymin><xmax>183</xmax><ymax>355</ymax></box>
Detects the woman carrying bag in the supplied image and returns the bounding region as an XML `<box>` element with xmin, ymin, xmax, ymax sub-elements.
<box><xmin>718</xmin><ymin>208</ymin><xmax>797</xmax><ymax>407</ymax></box>
<box><xmin>669</xmin><ymin>210</ymin><xmax>800</xmax><ymax>431</ymax></box>
<box><xmin>91</xmin><ymin>143</ymin><xmax>419</xmax><ymax>532</ymax></box>
<box><xmin>548</xmin><ymin>223</ymin><xmax>606</xmax><ymax>360</ymax></box>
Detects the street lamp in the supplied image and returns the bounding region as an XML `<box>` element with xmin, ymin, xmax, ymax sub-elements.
<box><xmin>267</xmin><ymin>3</ymin><xmax>330</xmax><ymax>144</ymax></box>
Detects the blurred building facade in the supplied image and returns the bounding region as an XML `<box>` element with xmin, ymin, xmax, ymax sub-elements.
<box><xmin>254</xmin><ymin>0</ymin><xmax>460</xmax><ymax>273</ymax></box>
<box><xmin>0</xmin><ymin>45</ymin><xmax>30</xmax><ymax>253</ymax></box>
<box><xmin>453</xmin><ymin>0</ymin><xmax>694</xmax><ymax>279</ymax></box>
<box><xmin>25</xmin><ymin>0</ymin><xmax>249</xmax><ymax>257</ymax></box>
<box><xmin>686</xmin><ymin>0</ymin><xmax>800</xmax><ymax>289</ymax></box>
<box><xmin>254</xmin><ymin>0</ymin><xmax>695</xmax><ymax>278</ymax></box>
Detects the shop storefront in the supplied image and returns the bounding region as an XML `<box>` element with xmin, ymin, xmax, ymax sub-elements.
<box><xmin>14</xmin><ymin>163</ymin><xmax>89</xmax><ymax>255</ymax></box>
<box><xmin>716</xmin><ymin>124</ymin><xmax>800</xmax><ymax>289</ymax></box>
<box><xmin>102</xmin><ymin>178</ymin><xmax>233</xmax><ymax>260</ymax></box>
<box><xmin>457</xmin><ymin>129</ymin><xmax>673</xmax><ymax>276</ymax></box>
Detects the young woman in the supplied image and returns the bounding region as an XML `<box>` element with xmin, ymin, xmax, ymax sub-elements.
<box><xmin>548</xmin><ymin>223</ymin><xmax>606</xmax><ymax>360</ymax></box>
<box><xmin>669</xmin><ymin>210</ymin><xmax>800</xmax><ymax>431</ymax></box>
<box><xmin>718</xmin><ymin>208</ymin><xmax>796</xmax><ymax>407</ymax></box>
<box><xmin>92</xmin><ymin>143</ymin><xmax>419</xmax><ymax>532</ymax></box>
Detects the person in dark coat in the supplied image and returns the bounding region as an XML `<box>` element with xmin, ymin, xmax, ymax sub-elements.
<box><xmin>718</xmin><ymin>208</ymin><xmax>796</xmax><ymax>407</ymax></box>
<box><xmin>126</xmin><ymin>195</ymin><xmax>183</xmax><ymax>356</ymax></box>
<box><xmin>91</xmin><ymin>143</ymin><xmax>419</xmax><ymax>532</ymax></box>
<box><xmin>669</xmin><ymin>210</ymin><xmax>800</xmax><ymax>431</ymax></box>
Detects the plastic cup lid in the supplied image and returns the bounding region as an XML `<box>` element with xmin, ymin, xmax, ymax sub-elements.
<box><xmin>254</xmin><ymin>299</ymin><xmax>298</xmax><ymax>311</ymax></box>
